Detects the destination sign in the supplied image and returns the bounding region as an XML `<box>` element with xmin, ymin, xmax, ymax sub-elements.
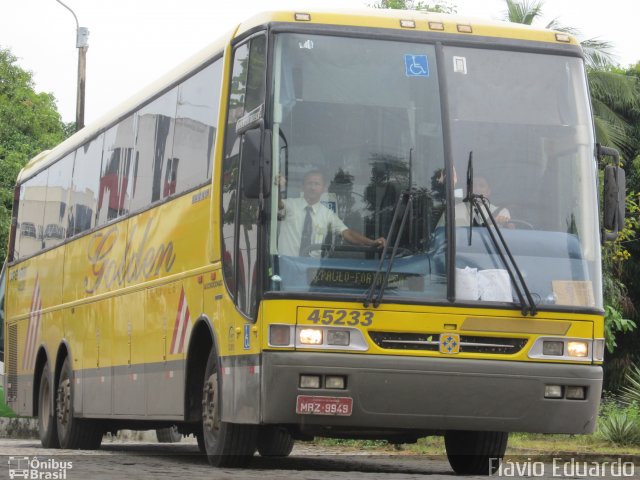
<box><xmin>307</xmin><ymin>268</ymin><xmax>422</xmax><ymax>290</ymax></box>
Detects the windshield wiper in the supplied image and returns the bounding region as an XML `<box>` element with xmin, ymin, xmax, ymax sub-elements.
<box><xmin>463</xmin><ymin>154</ymin><xmax>538</xmax><ymax>316</ymax></box>
<box><xmin>364</xmin><ymin>190</ymin><xmax>414</xmax><ymax>308</ymax></box>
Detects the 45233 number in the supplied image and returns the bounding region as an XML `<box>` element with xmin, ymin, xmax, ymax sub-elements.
<box><xmin>307</xmin><ymin>309</ymin><xmax>373</xmax><ymax>327</ymax></box>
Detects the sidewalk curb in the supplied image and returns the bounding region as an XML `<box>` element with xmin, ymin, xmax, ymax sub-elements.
<box><xmin>0</xmin><ymin>417</ymin><xmax>39</xmax><ymax>439</ymax></box>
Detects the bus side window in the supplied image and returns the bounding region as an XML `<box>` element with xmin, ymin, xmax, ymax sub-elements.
<box><xmin>16</xmin><ymin>171</ymin><xmax>49</xmax><ymax>259</ymax></box>
<box><xmin>173</xmin><ymin>59</ymin><xmax>222</xmax><ymax>191</ymax></box>
<box><xmin>99</xmin><ymin>116</ymin><xmax>135</xmax><ymax>225</ymax></box>
<box><xmin>43</xmin><ymin>153</ymin><xmax>74</xmax><ymax>249</ymax></box>
<box><xmin>129</xmin><ymin>88</ymin><xmax>178</xmax><ymax>211</ymax></box>
<box><xmin>69</xmin><ymin>134</ymin><xmax>103</xmax><ymax>237</ymax></box>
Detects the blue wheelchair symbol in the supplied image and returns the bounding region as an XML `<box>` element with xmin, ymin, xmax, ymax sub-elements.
<box><xmin>243</xmin><ymin>324</ymin><xmax>251</xmax><ymax>350</ymax></box>
<box><xmin>404</xmin><ymin>54</ymin><xmax>429</xmax><ymax>77</ymax></box>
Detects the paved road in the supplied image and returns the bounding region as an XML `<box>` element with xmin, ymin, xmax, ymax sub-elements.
<box><xmin>0</xmin><ymin>438</ymin><xmax>455</xmax><ymax>480</ymax></box>
<box><xmin>0</xmin><ymin>438</ymin><xmax>638</xmax><ymax>479</ymax></box>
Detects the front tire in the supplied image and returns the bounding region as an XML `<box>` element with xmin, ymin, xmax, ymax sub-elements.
<box><xmin>444</xmin><ymin>430</ymin><xmax>508</xmax><ymax>475</ymax></box>
<box><xmin>56</xmin><ymin>356</ymin><xmax>103</xmax><ymax>449</ymax></box>
<box><xmin>201</xmin><ymin>349</ymin><xmax>257</xmax><ymax>467</ymax></box>
<box><xmin>257</xmin><ymin>426</ymin><xmax>294</xmax><ymax>457</ymax></box>
<box><xmin>38</xmin><ymin>361</ymin><xmax>59</xmax><ymax>448</ymax></box>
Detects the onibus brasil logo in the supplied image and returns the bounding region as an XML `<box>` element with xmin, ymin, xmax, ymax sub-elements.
<box><xmin>8</xmin><ymin>457</ymin><xmax>73</xmax><ymax>479</ymax></box>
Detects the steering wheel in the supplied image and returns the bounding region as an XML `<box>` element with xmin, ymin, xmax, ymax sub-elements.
<box><xmin>506</xmin><ymin>219</ymin><xmax>534</xmax><ymax>230</ymax></box>
<box><xmin>303</xmin><ymin>244</ymin><xmax>413</xmax><ymax>258</ymax></box>
<box><xmin>381</xmin><ymin>246</ymin><xmax>413</xmax><ymax>258</ymax></box>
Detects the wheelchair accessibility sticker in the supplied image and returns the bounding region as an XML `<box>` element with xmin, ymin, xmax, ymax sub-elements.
<box><xmin>244</xmin><ymin>324</ymin><xmax>251</xmax><ymax>350</ymax></box>
<box><xmin>404</xmin><ymin>54</ymin><xmax>429</xmax><ymax>77</ymax></box>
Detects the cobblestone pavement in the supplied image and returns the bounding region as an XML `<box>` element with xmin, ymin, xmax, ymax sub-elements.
<box><xmin>0</xmin><ymin>438</ymin><xmax>452</xmax><ymax>480</ymax></box>
<box><xmin>1</xmin><ymin>438</ymin><xmax>638</xmax><ymax>480</ymax></box>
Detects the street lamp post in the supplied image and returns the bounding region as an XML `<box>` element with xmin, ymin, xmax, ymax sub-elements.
<box><xmin>55</xmin><ymin>0</ymin><xmax>89</xmax><ymax>132</ymax></box>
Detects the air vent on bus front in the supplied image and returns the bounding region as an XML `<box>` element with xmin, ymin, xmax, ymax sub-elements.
<box><xmin>368</xmin><ymin>331</ymin><xmax>527</xmax><ymax>355</ymax></box>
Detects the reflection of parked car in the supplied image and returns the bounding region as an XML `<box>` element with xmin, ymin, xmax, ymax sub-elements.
<box><xmin>44</xmin><ymin>224</ymin><xmax>65</xmax><ymax>239</ymax></box>
<box><xmin>20</xmin><ymin>222</ymin><xmax>36</xmax><ymax>238</ymax></box>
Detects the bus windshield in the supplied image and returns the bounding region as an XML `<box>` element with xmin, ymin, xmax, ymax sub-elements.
<box><xmin>267</xmin><ymin>33</ymin><xmax>601</xmax><ymax>310</ymax></box>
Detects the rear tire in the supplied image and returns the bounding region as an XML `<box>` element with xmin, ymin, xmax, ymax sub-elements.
<box><xmin>444</xmin><ymin>430</ymin><xmax>508</xmax><ymax>475</ymax></box>
<box><xmin>156</xmin><ymin>426</ymin><xmax>182</xmax><ymax>443</ymax></box>
<box><xmin>56</xmin><ymin>356</ymin><xmax>103</xmax><ymax>449</ymax></box>
<box><xmin>201</xmin><ymin>348</ymin><xmax>257</xmax><ymax>467</ymax></box>
<box><xmin>38</xmin><ymin>361</ymin><xmax>59</xmax><ymax>448</ymax></box>
<box><xmin>257</xmin><ymin>426</ymin><xmax>294</xmax><ymax>457</ymax></box>
<box><xmin>196</xmin><ymin>429</ymin><xmax>206</xmax><ymax>454</ymax></box>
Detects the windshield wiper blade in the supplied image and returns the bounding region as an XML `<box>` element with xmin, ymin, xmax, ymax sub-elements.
<box><xmin>463</xmin><ymin>155</ymin><xmax>537</xmax><ymax>316</ymax></box>
<box><xmin>470</xmin><ymin>196</ymin><xmax>537</xmax><ymax>316</ymax></box>
<box><xmin>363</xmin><ymin>190</ymin><xmax>413</xmax><ymax>308</ymax></box>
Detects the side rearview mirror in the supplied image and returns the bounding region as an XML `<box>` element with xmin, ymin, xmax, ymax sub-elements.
<box><xmin>240</xmin><ymin>128</ymin><xmax>272</xmax><ymax>199</ymax></box>
<box><xmin>600</xmin><ymin>145</ymin><xmax>626</xmax><ymax>241</ymax></box>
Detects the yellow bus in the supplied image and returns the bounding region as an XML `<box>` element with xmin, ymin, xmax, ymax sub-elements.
<box><xmin>1</xmin><ymin>9</ymin><xmax>626</xmax><ymax>475</ymax></box>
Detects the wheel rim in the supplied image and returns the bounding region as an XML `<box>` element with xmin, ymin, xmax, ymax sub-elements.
<box><xmin>56</xmin><ymin>376</ymin><xmax>71</xmax><ymax>430</ymax></box>
<box><xmin>202</xmin><ymin>371</ymin><xmax>220</xmax><ymax>445</ymax></box>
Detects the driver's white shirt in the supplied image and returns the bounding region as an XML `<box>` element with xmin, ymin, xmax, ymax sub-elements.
<box><xmin>278</xmin><ymin>197</ymin><xmax>347</xmax><ymax>256</ymax></box>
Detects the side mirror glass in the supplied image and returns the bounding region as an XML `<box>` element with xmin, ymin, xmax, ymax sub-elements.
<box><xmin>603</xmin><ymin>165</ymin><xmax>626</xmax><ymax>238</ymax></box>
<box><xmin>240</xmin><ymin>128</ymin><xmax>272</xmax><ymax>199</ymax></box>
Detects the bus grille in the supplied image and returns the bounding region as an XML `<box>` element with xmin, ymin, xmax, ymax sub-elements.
<box><xmin>368</xmin><ymin>331</ymin><xmax>527</xmax><ymax>355</ymax></box>
<box><xmin>7</xmin><ymin>323</ymin><xmax>18</xmax><ymax>402</ymax></box>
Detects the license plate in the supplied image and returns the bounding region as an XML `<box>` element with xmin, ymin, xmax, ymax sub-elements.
<box><xmin>296</xmin><ymin>395</ymin><xmax>353</xmax><ymax>416</ymax></box>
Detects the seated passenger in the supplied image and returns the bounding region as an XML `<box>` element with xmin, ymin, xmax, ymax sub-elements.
<box><xmin>466</xmin><ymin>176</ymin><xmax>511</xmax><ymax>226</ymax></box>
<box><xmin>435</xmin><ymin>171</ymin><xmax>510</xmax><ymax>227</ymax></box>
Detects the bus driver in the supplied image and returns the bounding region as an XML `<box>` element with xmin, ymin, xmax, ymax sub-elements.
<box><xmin>277</xmin><ymin>169</ymin><xmax>385</xmax><ymax>256</ymax></box>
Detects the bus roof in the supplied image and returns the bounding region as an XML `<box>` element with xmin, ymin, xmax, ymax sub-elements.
<box><xmin>236</xmin><ymin>9</ymin><xmax>579</xmax><ymax>46</ymax></box>
<box><xmin>18</xmin><ymin>8</ymin><xmax>579</xmax><ymax>183</ymax></box>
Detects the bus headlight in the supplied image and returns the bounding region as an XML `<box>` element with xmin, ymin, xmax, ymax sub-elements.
<box><xmin>529</xmin><ymin>337</ymin><xmax>593</xmax><ymax>362</ymax></box>
<box><xmin>542</xmin><ymin>341</ymin><xmax>564</xmax><ymax>356</ymax></box>
<box><xmin>269</xmin><ymin>325</ymin><xmax>292</xmax><ymax>346</ymax></box>
<box><xmin>567</xmin><ymin>341</ymin><xmax>588</xmax><ymax>358</ymax></box>
<box><xmin>327</xmin><ymin>329</ymin><xmax>350</xmax><ymax>346</ymax></box>
<box><xmin>299</xmin><ymin>328</ymin><xmax>323</xmax><ymax>345</ymax></box>
<box><xmin>294</xmin><ymin>326</ymin><xmax>369</xmax><ymax>351</ymax></box>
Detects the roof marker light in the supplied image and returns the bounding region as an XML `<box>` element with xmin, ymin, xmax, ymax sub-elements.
<box><xmin>457</xmin><ymin>24</ymin><xmax>472</xmax><ymax>33</ymax></box>
<box><xmin>429</xmin><ymin>21</ymin><xmax>445</xmax><ymax>31</ymax></box>
<box><xmin>400</xmin><ymin>19</ymin><xmax>416</xmax><ymax>28</ymax></box>
<box><xmin>294</xmin><ymin>13</ymin><xmax>311</xmax><ymax>21</ymax></box>
<box><xmin>555</xmin><ymin>33</ymin><xmax>571</xmax><ymax>43</ymax></box>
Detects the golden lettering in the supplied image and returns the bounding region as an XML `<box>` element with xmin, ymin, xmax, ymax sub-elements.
<box><xmin>83</xmin><ymin>218</ymin><xmax>177</xmax><ymax>294</ymax></box>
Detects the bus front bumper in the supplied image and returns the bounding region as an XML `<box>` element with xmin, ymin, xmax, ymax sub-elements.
<box><xmin>261</xmin><ymin>351</ymin><xmax>602</xmax><ymax>434</ymax></box>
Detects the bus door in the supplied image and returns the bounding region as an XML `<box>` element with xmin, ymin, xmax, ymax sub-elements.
<box><xmin>220</xmin><ymin>32</ymin><xmax>267</xmax><ymax>423</ymax></box>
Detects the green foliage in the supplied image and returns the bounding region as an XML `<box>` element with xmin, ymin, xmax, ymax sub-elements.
<box><xmin>590</xmin><ymin>71</ymin><xmax>640</xmax><ymax>157</ymax></box>
<box><xmin>504</xmin><ymin>0</ymin><xmax>543</xmax><ymax>25</ymax></box>
<box><xmin>597</xmin><ymin>397</ymin><xmax>640</xmax><ymax>446</ymax></box>
<box><xmin>604</xmin><ymin>306</ymin><xmax>636</xmax><ymax>353</ymax></box>
<box><xmin>370</xmin><ymin>0</ymin><xmax>457</xmax><ymax>14</ymax></box>
<box><xmin>0</xmin><ymin>46</ymin><xmax>67</xmax><ymax>261</ymax></box>
<box><xmin>598</xmin><ymin>412</ymin><xmax>640</xmax><ymax>445</ymax></box>
<box><xmin>0</xmin><ymin>386</ymin><xmax>17</xmax><ymax>418</ymax></box>
<box><xmin>621</xmin><ymin>364</ymin><xmax>640</xmax><ymax>406</ymax></box>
